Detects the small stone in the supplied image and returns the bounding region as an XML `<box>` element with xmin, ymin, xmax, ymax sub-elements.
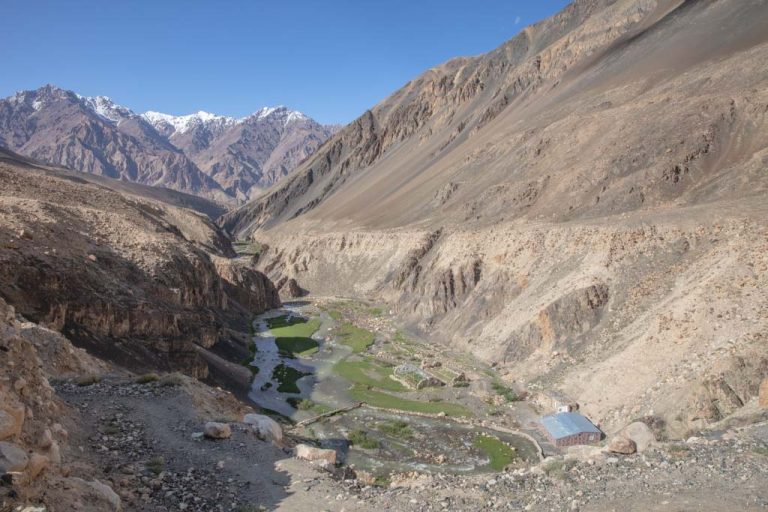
<box><xmin>295</xmin><ymin>444</ymin><xmax>337</xmax><ymax>465</ymax></box>
<box><xmin>38</xmin><ymin>429</ymin><xmax>54</xmax><ymax>449</ymax></box>
<box><xmin>203</xmin><ymin>422</ymin><xmax>231</xmax><ymax>440</ymax></box>
<box><xmin>26</xmin><ymin>453</ymin><xmax>49</xmax><ymax>480</ymax></box>
<box><xmin>759</xmin><ymin>378</ymin><xmax>768</xmax><ymax>408</ymax></box>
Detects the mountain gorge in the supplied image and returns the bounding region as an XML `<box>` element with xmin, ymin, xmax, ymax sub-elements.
<box><xmin>0</xmin><ymin>85</ymin><xmax>336</xmax><ymax>204</ymax></box>
<box><xmin>2</xmin><ymin>0</ymin><xmax>768</xmax><ymax>510</ymax></box>
<box><xmin>224</xmin><ymin>0</ymin><xmax>768</xmax><ymax>436</ymax></box>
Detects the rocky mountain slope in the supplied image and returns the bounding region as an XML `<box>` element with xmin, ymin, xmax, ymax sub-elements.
<box><xmin>223</xmin><ymin>0</ymin><xmax>768</xmax><ymax>437</ymax></box>
<box><xmin>0</xmin><ymin>150</ymin><xmax>280</xmax><ymax>383</ymax></box>
<box><xmin>0</xmin><ymin>86</ymin><xmax>335</xmax><ymax>204</ymax></box>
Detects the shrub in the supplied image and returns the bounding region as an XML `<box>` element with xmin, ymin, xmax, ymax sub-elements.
<box><xmin>159</xmin><ymin>372</ymin><xmax>185</xmax><ymax>387</ymax></box>
<box><xmin>146</xmin><ymin>456</ymin><xmax>165</xmax><ymax>475</ymax></box>
<box><xmin>135</xmin><ymin>373</ymin><xmax>160</xmax><ymax>384</ymax></box>
<box><xmin>348</xmin><ymin>429</ymin><xmax>381</xmax><ymax>449</ymax></box>
<box><xmin>76</xmin><ymin>374</ymin><xmax>101</xmax><ymax>386</ymax></box>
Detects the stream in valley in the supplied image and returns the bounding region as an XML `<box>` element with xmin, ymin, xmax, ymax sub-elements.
<box><xmin>246</xmin><ymin>302</ymin><xmax>539</xmax><ymax>477</ymax></box>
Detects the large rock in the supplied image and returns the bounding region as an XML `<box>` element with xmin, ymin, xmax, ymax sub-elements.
<box><xmin>0</xmin><ymin>410</ymin><xmax>20</xmax><ymax>440</ymax></box>
<box><xmin>203</xmin><ymin>422</ymin><xmax>232</xmax><ymax>440</ymax></box>
<box><xmin>607</xmin><ymin>436</ymin><xmax>637</xmax><ymax>455</ymax></box>
<box><xmin>68</xmin><ymin>478</ymin><xmax>122</xmax><ymax>511</ymax></box>
<box><xmin>295</xmin><ymin>443</ymin><xmax>337</xmax><ymax>465</ymax></box>
<box><xmin>243</xmin><ymin>413</ymin><xmax>283</xmax><ymax>445</ymax></box>
<box><xmin>619</xmin><ymin>422</ymin><xmax>656</xmax><ymax>452</ymax></box>
<box><xmin>0</xmin><ymin>441</ymin><xmax>30</xmax><ymax>472</ymax></box>
<box><xmin>759</xmin><ymin>378</ymin><xmax>768</xmax><ymax>408</ymax></box>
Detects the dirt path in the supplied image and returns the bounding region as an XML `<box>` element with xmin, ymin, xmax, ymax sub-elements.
<box><xmin>56</xmin><ymin>377</ymin><xmax>299</xmax><ymax>511</ymax></box>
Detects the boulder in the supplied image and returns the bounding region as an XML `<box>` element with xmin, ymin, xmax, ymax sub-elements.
<box><xmin>26</xmin><ymin>453</ymin><xmax>49</xmax><ymax>480</ymax></box>
<box><xmin>619</xmin><ymin>422</ymin><xmax>656</xmax><ymax>452</ymax></box>
<box><xmin>0</xmin><ymin>410</ymin><xmax>20</xmax><ymax>441</ymax></box>
<box><xmin>0</xmin><ymin>441</ymin><xmax>29</xmax><ymax>473</ymax></box>
<box><xmin>607</xmin><ymin>436</ymin><xmax>637</xmax><ymax>455</ymax></box>
<box><xmin>295</xmin><ymin>443</ymin><xmax>337</xmax><ymax>465</ymax></box>
<box><xmin>243</xmin><ymin>414</ymin><xmax>283</xmax><ymax>445</ymax></box>
<box><xmin>88</xmin><ymin>479</ymin><xmax>122</xmax><ymax>511</ymax></box>
<box><xmin>69</xmin><ymin>478</ymin><xmax>122</xmax><ymax>511</ymax></box>
<box><xmin>203</xmin><ymin>422</ymin><xmax>231</xmax><ymax>440</ymax></box>
<box><xmin>759</xmin><ymin>378</ymin><xmax>768</xmax><ymax>408</ymax></box>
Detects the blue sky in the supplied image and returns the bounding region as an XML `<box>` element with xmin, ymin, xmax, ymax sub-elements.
<box><xmin>0</xmin><ymin>1</ymin><xmax>570</xmax><ymax>125</ymax></box>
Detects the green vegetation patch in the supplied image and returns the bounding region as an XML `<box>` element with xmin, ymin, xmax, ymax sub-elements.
<box><xmin>275</xmin><ymin>337</ymin><xmax>319</xmax><ymax>357</ymax></box>
<box><xmin>378</xmin><ymin>419</ymin><xmax>413</xmax><ymax>439</ymax></box>
<box><xmin>268</xmin><ymin>315</ymin><xmax>321</xmax><ymax>337</ymax></box>
<box><xmin>474</xmin><ymin>434</ymin><xmax>517</xmax><ymax>471</ymax></box>
<box><xmin>268</xmin><ymin>315</ymin><xmax>321</xmax><ymax>357</ymax></box>
<box><xmin>337</xmin><ymin>323</ymin><xmax>375</xmax><ymax>353</ymax></box>
<box><xmin>333</xmin><ymin>357</ymin><xmax>407</xmax><ymax>392</ymax></box>
<box><xmin>135</xmin><ymin>373</ymin><xmax>160</xmax><ymax>384</ymax></box>
<box><xmin>348</xmin><ymin>429</ymin><xmax>381</xmax><ymax>450</ymax></box>
<box><xmin>146</xmin><ymin>456</ymin><xmax>165</xmax><ymax>475</ymax></box>
<box><xmin>491</xmin><ymin>381</ymin><xmax>520</xmax><ymax>402</ymax></box>
<box><xmin>272</xmin><ymin>364</ymin><xmax>310</xmax><ymax>394</ymax></box>
<box><xmin>349</xmin><ymin>385</ymin><xmax>471</xmax><ymax>417</ymax></box>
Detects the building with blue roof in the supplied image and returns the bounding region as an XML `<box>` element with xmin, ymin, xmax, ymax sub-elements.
<box><xmin>540</xmin><ymin>412</ymin><xmax>603</xmax><ymax>447</ymax></box>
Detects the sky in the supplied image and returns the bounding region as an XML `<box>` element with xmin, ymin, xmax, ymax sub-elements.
<box><xmin>0</xmin><ymin>0</ymin><xmax>571</xmax><ymax>125</ymax></box>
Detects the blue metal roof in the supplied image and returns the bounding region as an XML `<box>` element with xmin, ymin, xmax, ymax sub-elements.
<box><xmin>540</xmin><ymin>412</ymin><xmax>601</xmax><ymax>439</ymax></box>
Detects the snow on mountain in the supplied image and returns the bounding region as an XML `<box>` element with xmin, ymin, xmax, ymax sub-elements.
<box><xmin>77</xmin><ymin>95</ymin><xmax>136</xmax><ymax>123</ymax></box>
<box><xmin>142</xmin><ymin>110</ymin><xmax>238</xmax><ymax>135</ymax></box>
<box><xmin>142</xmin><ymin>106</ymin><xmax>310</xmax><ymax>135</ymax></box>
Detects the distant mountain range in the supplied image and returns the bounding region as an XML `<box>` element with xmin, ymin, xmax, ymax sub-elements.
<box><xmin>0</xmin><ymin>85</ymin><xmax>337</xmax><ymax>203</ymax></box>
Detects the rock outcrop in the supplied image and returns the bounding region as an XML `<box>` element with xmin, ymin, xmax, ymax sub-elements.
<box><xmin>0</xmin><ymin>152</ymin><xmax>280</xmax><ymax>378</ymax></box>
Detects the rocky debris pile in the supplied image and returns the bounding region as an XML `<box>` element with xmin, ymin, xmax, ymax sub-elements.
<box><xmin>321</xmin><ymin>433</ymin><xmax>768</xmax><ymax>511</ymax></box>
<box><xmin>54</xmin><ymin>375</ymin><xmax>291</xmax><ymax>512</ymax></box>
<box><xmin>0</xmin><ymin>297</ymin><xmax>123</xmax><ymax>511</ymax></box>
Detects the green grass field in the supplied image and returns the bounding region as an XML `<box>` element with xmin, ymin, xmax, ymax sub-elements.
<box><xmin>337</xmin><ymin>323</ymin><xmax>375</xmax><ymax>353</ymax></box>
<box><xmin>268</xmin><ymin>315</ymin><xmax>321</xmax><ymax>357</ymax></box>
<box><xmin>474</xmin><ymin>434</ymin><xmax>517</xmax><ymax>471</ymax></box>
<box><xmin>333</xmin><ymin>358</ymin><xmax>407</xmax><ymax>392</ymax></box>
<box><xmin>272</xmin><ymin>364</ymin><xmax>309</xmax><ymax>394</ymax></box>
<box><xmin>275</xmin><ymin>337</ymin><xmax>319</xmax><ymax>357</ymax></box>
<box><xmin>348</xmin><ymin>385</ymin><xmax>471</xmax><ymax>417</ymax></box>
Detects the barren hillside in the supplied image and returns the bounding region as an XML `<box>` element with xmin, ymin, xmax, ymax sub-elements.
<box><xmin>223</xmin><ymin>0</ymin><xmax>768</xmax><ymax>436</ymax></box>
<box><xmin>0</xmin><ymin>151</ymin><xmax>280</xmax><ymax>383</ymax></box>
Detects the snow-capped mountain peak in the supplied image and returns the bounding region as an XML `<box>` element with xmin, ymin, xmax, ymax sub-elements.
<box><xmin>77</xmin><ymin>94</ymin><xmax>136</xmax><ymax>123</ymax></box>
<box><xmin>250</xmin><ymin>106</ymin><xmax>308</xmax><ymax>126</ymax></box>
<box><xmin>142</xmin><ymin>110</ymin><xmax>238</xmax><ymax>135</ymax></box>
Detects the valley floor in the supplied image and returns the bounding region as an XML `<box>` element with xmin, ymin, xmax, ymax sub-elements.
<box><xmin>44</xmin><ymin>299</ymin><xmax>768</xmax><ymax>512</ymax></box>
<box><xmin>52</xmin><ymin>373</ymin><xmax>768</xmax><ymax>511</ymax></box>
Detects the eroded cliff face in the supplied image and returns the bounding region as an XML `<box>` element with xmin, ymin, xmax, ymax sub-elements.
<box><xmin>252</xmin><ymin>206</ymin><xmax>767</xmax><ymax>436</ymax></box>
<box><xmin>0</xmin><ymin>155</ymin><xmax>280</xmax><ymax>379</ymax></box>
